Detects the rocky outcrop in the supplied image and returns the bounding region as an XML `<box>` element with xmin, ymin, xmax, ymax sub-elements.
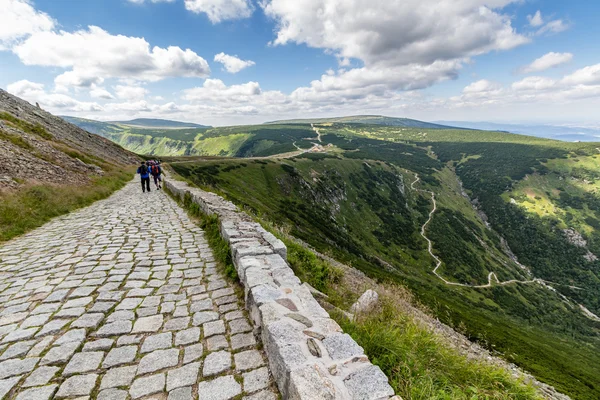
<box><xmin>350</xmin><ymin>290</ymin><xmax>379</xmax><ymax>317</ymax></box>
<box><xmin>1</xmin><ymin>90</ymin><xmax>137</xmax><ymax>165</ymax></box>
<box><xmin>0</xmin><ymin>89</ymin><xmax>137</xmax><ymax>191</ymax></box>
<box><xmin>562</xmin><ymin>228</ymin><xmax>598</xmax><ymax>262</ymax></box>
<box><xmin>165</xmin><ymin>179</ymin><xmax>397</xmax><ymax>400</ymax></box>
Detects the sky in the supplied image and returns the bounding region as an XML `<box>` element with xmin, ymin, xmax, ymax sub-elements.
<box><xmin>1</xmin><ymin>0</ymin><xmax>600</xmax><ymax>126</ymax></box>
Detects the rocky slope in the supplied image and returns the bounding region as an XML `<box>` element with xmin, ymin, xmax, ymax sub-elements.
<box><xmin>0</xmin><ymin>89</ymin><xmax>137</xmax><ymax>190</ymax></box>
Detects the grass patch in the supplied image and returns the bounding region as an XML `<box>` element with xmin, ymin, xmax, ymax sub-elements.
<box><xmin>0</xmin><ymin>129</ymin><xmax>33</xmax><ymax>150</ymax></box>
<box><xmin>285</xmin><ymin>239</ymin><xmax>342</xmax><ymax>293</ymax></box>
<box><xmin>50</xmin><ymin>142</ymin><xmax>109</xmax><ymax>169</ymax></box>
<box><xmin>0</xmin><ymin>167</ymin><xmax>132</xmax><ymax>242</ymax></box>
<box><xmin>169</xmin><ymin>189</ymin><xmax>238</xmax><ymax>281</ymax></box>
<box><xmin>0</xmin><ymin>112</ymin><xmax>52</xmax><ymax>140</ymax></box>
<box><xmin>333</xmin><ymin>297</ymin><xmax>542</xmax><ymax>400</ymax></box>
<box><xmin>270</xmin><ymin>228</ymin><xmax>542</xmax><ymax>399</ymax></box>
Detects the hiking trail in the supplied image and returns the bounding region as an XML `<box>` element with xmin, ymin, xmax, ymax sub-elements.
<box><xmin>0</xmin><ymin>179</ymin><xmax>278</xmax><ymax>399</ymax></box>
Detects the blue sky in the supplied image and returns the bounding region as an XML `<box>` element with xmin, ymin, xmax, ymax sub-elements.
<box><xmin>1</xmin><ymin>0</ymin><xmax>600</xmax><ymax>126</ymax></box>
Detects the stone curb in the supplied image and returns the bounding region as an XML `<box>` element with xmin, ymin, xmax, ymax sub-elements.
<box><xmin>165</xmin><ymin>179</ymin><xmax>396</xmax><ymax>400</ymax></box>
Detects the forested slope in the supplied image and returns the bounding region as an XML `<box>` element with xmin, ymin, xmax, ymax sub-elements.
<box><xmin>168</xmin><ymin>124</ymin><xmax>600</xmax><ymax>399</ymax></box>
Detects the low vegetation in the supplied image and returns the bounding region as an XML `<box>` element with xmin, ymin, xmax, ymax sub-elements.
<box><xmin>0</xmin><ymin>129</ymin><xmax>33</xmax><ymax>150</ymax></box>
<box><xmin>171</xmin><ymin>134</ymin><xmax>600</xmax><ymax>399</ymax></box>
<box><xmin>0</xmin><ymin>167</ymin><xmax>132</xmax><ymax>242</ymax></box>
<box><xmin>65</xmin><ymin>116</ymin><xmax>318</xmax><ymax>157</ymax></box>
<box><xmin>336</xmin><ymin>300</ymin><xmax>541</xmax><ymax>400</ymax></box>
<box><xmin>0</xmin><ymin>111</ymin><xmax>52</xmax><ymax>139</ymax></box>
<box><xmin>258</xmin><ymin>223</ymin><xmax>542</xmax><ymax>399</ymax></box>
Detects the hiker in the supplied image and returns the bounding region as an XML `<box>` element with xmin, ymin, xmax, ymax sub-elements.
<box><xmin>151</xmin><ymin>161</ymin><xmax>163</xmax><ymax>190</ymax></box>
<box><xmin>137</xmin><ymin>161</ymin><xmax>151</xmax><ymax>193</ymax></box>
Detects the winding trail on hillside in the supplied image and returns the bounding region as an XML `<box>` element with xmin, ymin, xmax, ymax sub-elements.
<box><xmin>311</xmin><ymin>124</ymin><xmax>323</xmax><ymax>143</ymax></box>
<box><xmin>411</xmin><ymin>172</ymin><xmax>600</xmax><ymax>320</ymax></box>
<box><xmin>411</xmin><ymin>173</ymin><xmax>539</xmax><ymax>289</ymax></box>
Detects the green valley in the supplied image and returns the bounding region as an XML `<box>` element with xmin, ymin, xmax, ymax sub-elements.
<box><xmin>163</xmin><ymin>123</ymin><xmax>600</xmax><ymax>400</ymax></box>
<box><xmin>63</xmin><ymin>116</ymin><xmax>317</xmax><ymax>157</ymax></box>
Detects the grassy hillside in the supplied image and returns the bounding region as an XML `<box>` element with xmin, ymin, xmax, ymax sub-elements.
<box><xmin>169</xmin><ymin>124</ymin><xmax>600</xmax><ymax>399</ymax></box>
<box><xmin>0</xmin><ymin>91</ymin><xmax>136</xmax><ymax>242</ymax></box>
<box><xmin>64</xmin><ymin>117</ymin><xmax>318</xmax><ymax>157</ymax></box>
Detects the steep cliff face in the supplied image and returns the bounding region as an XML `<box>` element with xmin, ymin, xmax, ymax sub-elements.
<box><xmin>0</xmin><ymin>89</ymin><xmax>137</xmax><ymax>190</ymax></box>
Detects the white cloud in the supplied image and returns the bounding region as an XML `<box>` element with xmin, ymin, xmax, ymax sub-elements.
<box><xmin>290</xmin><ymin>60</ymin><xmax>463</xmax><ymax>105</ymax></box>
<box><xmin>0</xmin><ymin>0</ymin><xmax>55</xmax><ymax>50</ymax></box>
<box><xmin>7</xmin><ymin>79</ymin><xmax>45</xmax><ymax>98</ymax></box>
<box><xmin>12</xmin><ymin>26</ymin><xmax>210</xmax><ymax>89</ymax></box>
<box><xmin>258</xmin><ymin>0</ymin><xmax>529</xmax><ymax>105</ymax></box>
<box><xmin>527</xmin><ymin>10</ymin><xmax>543</xmax><ymax>27</ymax></box>
<box><xmin>511</xmin><ymin>76</ymin><xmax>557</xmax><ymax>91</ymax></box>
<box><xmin>7</xmin><ymin>79</ymin><xmax>103</xmax><ymax>111</ymax></box>
<box><xmin>451</xmin><ymin>63</ymin><xmax>600</xmax><ymax>109</ymax></box>
<box><xmin>127</xmin><ymin>0</ymin><xmax>175</xmax><ymax>4</ymax></box>
<box><xmin>114</xmin><ymin>85</ymin><xmax>149</xmax><ymax>100</ymax></box>
<box><xmin>261</xmin><ymin>0</ymin><xmax>528</xmax><ymax>67</ymax></box>
<box><xmin>55</xmin><ymin>71</ymin><xmax>104</xmax><ymax>92</ymax></box>
<box><xmin>562</xmin><ymin>64</ymin><xmax>600</xmax><ymax>86</ymax></box>
<box><xmin>184</xmin><ymin>0</ymin><xmax>253</xmax><ymax>23</ymax></box>
<box><xmin>521</xmin><ymin>52</ymin><xmax>573</xmax><ymax>74</ymax></box>
<box><xmin>90</xmin><ymin>87</ymin><xmax>115</xmax><ymax>100</ymax></box>
<box><xmin>536</xmin><ymin>19</ymin><xmax>569</xmax><ymax>35</ymax></box>
<box><xmin>105</xmin><ymin>100</ymin><xmax>152</xmax><ymax>113</ymax></box>
<box><xmin>527</xmin><ymin>11</ymin><xmax>569</xmax><ymax>36</ymax></box>
<box><xmin>183</xmin><ymin>79</ymin><xmax>263</xmax><ymax>101</ymax></box>
<box><xmin>463</xmin><ymin>79</ymin><xmax>503</xmax><ymax>94</ymax></box>
<box><xmin>214</xmin><ymin>53</ymin><xmax>255</xmax><ymax>73</ymax></box>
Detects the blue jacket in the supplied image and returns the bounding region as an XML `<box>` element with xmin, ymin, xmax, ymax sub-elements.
<box><xmin>137</xmin><ymin>165</ymin><xmax>150</xmax><ymax>179</ymax></box>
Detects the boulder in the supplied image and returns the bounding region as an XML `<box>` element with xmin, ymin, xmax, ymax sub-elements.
<box><xmin>350</xmin><ymin>290</ymin><xmax>379</xmax><ymax>316</ymax></box>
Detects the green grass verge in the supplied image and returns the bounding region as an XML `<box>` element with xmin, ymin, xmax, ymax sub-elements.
<box><xmin>286</xmin><ymin>242</ymin><xmax>541</xmax><ymax>399</ymax></box>
<box><xmin>166</xmin><ymin>188</ymin><xmax>238</xmax><ymax>281</ymax></box>
<box><xmin>334</xmin><ymin>303</ymin><xmax>542</xmax><ymax>400</ymax></box>
<box><xmin>0</xmin><ymin>168</ymin><xmax>132</xmax><ymax>242</ymax></box>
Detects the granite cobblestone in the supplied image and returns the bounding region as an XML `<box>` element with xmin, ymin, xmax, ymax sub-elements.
<box><xmin>0</xmin><ymin>181</ymin><xmax>277</xmax><ymax>399</ymax></box>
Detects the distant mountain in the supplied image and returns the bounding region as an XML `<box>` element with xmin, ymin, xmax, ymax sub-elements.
<box><xmin>437</xmin><ymin>121</ymin><xmax>600</xmax><ymax>142</ymax></box>
<box><xmin>265</xmin><ymin>115</ymin><xmax>457</xmax><ymax>129</ymax></box>
<box><xmin>111</xmin><ymin>118</ymin><xmax>210</xmax><ymax>129</ymax></box>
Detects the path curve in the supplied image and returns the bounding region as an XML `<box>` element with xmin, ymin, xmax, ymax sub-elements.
<box><xmin>311</xmin><ymin>123</ymin><xmax>323</xmax><ymax>143</ymax></box>
<box><xmin>410</xmin><ymin>173</ymin><xmax>538</xmax><ymax>288</ymax></box>
<box><xmin>411</xmin><ymin>172</ymin><xmax>600</xmax><ymax>320</ymax></box>
<box><xmin>0</xmin><ymin>179</ymin><xmax>277</xmax><ymax>399</ymax></box>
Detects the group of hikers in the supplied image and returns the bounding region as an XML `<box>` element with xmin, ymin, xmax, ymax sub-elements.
<box><xmin>136</xmin><ymin>160</ymin><xmax>165</xmax><ymax>193</ymax></box>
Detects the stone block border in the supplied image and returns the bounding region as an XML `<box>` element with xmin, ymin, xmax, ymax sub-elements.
<box><xmin>165</xmin><ymin>179</ymin><xmax>397</xmax><ymax>400</ymax></box>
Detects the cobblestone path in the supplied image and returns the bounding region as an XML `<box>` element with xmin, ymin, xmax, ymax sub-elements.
<box><xmin>0</xmin><ymin>180</ymin><xmax>278</xmax><ymax>400</ymax></box>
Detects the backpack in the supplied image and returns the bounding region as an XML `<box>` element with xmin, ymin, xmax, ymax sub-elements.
<box><xmin>140</xmin><ymin>165</ymin><xmax>148</xmax><ymax>175</ymax></box>
<box><xmin>152</xmin><ymin>165</ymin><xmax>160</xmax><ymax>175</ymax></box>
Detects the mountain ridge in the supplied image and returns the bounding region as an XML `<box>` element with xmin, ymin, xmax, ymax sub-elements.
<box><xmin>264</xmin><ymin>114</ymin><xmax>458</xmax><ymax>129</ymax></box>
<box><xmin>109</xmin><ymin>118</ymin><xmax>210</xmax><ymax>129</ymax></box>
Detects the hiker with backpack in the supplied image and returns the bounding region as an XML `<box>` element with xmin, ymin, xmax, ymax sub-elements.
<box><xmin>137</xmin><ymin>161</ymin><xmax>151</xmax><ymax>193</ymax></box>
<box><xmin>151</xmin><ymin>161</ymin><xmax>164</xmax><ymax>190</ymax></box>
<box><xmin>150</xmin><ymin>161</ymin><xmax>162</xmax><ymax>190</ymax></box>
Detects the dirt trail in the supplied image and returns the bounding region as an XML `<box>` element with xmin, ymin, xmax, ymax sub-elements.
<box><xmin>311</xmin><ymin>123</ymin><xmax>322</xmax><ymax>143</ymax></box>
<box><xmin>411</xmin><ymin>172</ymin><xmax>600</xmax><ymax>322</ymax></box>
<box><xmin>412</xmin><ymin>173</ymin><xmax>541</xmax><ymax>288</ymax></box>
